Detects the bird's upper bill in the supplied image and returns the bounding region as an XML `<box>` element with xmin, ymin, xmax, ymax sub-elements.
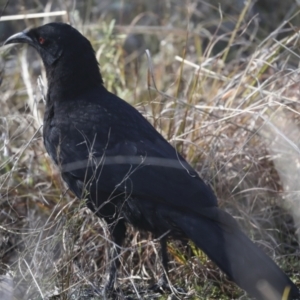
<box><xmin>4</xmin><ymin>30</ymin><xmax>33</xmax><ymax>46</ymax></box>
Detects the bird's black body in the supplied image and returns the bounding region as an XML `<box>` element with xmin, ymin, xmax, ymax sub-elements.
<box><xmin>4</xmin><ymin>23</ymin><xmax>299</xmax><ymax>300</ymax></box>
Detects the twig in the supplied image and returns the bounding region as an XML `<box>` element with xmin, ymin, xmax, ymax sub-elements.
<box><xmin>0</xmin><ymin>11</ymin><xmax>67</xmax><ymax>22</ymax></box>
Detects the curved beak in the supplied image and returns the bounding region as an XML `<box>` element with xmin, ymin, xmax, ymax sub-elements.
<box><xmin>3</xmin><ymin>31</ymin><xmax>33</xmax><ymax>46</ymax></box>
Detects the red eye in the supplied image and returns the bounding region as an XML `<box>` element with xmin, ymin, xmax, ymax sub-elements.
<box><xmin>39</xmin><ymin>37</ymin><xmax>45</xmax><ymax>44</ymax></box>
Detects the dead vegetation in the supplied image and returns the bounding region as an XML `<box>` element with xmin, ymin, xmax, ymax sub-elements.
<box><xmin>0</xmin><ymin>1</ymin><xmax>300</xmax><ymax>299</ymax></box>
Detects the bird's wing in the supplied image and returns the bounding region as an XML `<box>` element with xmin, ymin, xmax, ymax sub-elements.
<box><xmin>48</xmin><ymin>87</ymin><xmax>218</xmax><ymax>212</ymax></box>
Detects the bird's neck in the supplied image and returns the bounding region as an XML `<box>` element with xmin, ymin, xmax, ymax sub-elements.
<box><xmin>46</xmin><ymin>53</ymin><xmax>103</xmax><ymax>101</ymax></box>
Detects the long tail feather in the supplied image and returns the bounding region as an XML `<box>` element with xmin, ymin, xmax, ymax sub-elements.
<box><xmin>172</xmin><ymin>209</ymin><xmax>299</xmax><ymax>300</ymax></box>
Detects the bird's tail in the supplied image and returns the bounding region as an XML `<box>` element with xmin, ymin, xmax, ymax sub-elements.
<box><xmin>171</xmin><ymin>207</ymin><xmax>299</xmax><ymax>300</ymax></box>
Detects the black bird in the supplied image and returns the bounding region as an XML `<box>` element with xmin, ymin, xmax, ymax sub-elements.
<box><xmin>4</xmin><ymin>23</ymin><xmax>299</xmax><ymax>300</ymax></box>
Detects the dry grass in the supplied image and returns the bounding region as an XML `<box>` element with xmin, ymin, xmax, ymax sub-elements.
<box><xmin>0</xmin><ymin>1</ymin><xmax>300</xmax><ymax>299</ymax></box>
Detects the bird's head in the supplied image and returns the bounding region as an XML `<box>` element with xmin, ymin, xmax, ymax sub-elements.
<box><xmin>4</xmin><ymin>22</ymin><xmax>103</xmax><ymax>95</ymax></box>
<box><xmin>4</xmin><ymin>22</ymin><xmax>93</xmax><ymax>67</ymax></box>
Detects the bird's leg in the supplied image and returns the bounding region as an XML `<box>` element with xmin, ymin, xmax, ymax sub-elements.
<box><xmin>103</xmin><ymin>219</ymin><xmax>126</xmax><ymax>295</ymax></box>
<box><xmin>154</xmin><ymin>235</ymin><xmax>186</xmax><ymax>294</ymax></box>
<box><xmin>158</xmin><ymin>235</ymin><xmax>169</xmax><ymax>287</ymax></box>
<box><xmin>150</xmin><ymin>235</ymin><xmax>170</xmax><ymax>292</ymax></box>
